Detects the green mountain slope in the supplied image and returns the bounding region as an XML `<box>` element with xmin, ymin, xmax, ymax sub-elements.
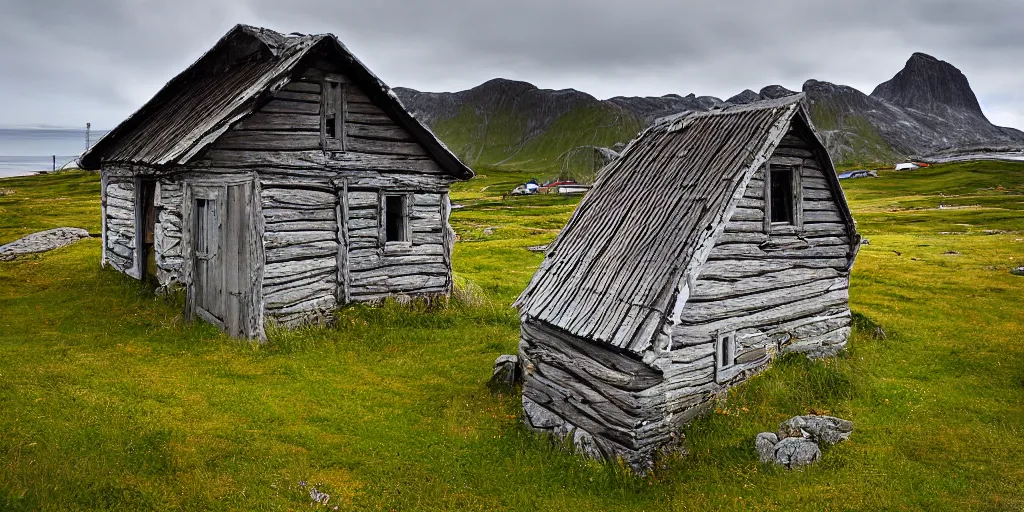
<box><xmin>396</xmin><ymin>80</ymin><xmax>647</xmax><ymax>182</ymax></box>
<box><xmin>430</xmin><ymin>103</ymin><xmax>642</xmax><ymax>176</ymax></box>
<box><xmin>396</xmin><ymin>55</ymin><xmax>1024</xmax><ymax>179</ymax></box>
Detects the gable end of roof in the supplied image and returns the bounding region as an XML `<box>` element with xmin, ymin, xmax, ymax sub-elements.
<box><xmin>514</xmin><ymin>96</ymin><xmax>817</xmax><ymax>354</ymax></box>
<box><xmin>80</xmin><ymin>25</ymin><xmax>474</xmax><ymax>181</ymax></box>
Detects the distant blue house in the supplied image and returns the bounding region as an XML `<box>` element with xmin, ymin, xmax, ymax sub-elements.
<box><xmin>838</xmin><ymin>170</ymin><xmax>877</xmax><ymax>180</ymax></box>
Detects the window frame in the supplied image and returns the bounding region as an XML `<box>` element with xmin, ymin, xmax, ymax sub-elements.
<box><xmin>381</xmin><ymin>192</ymin><xmax>412</xmax><ymax>250</ymax></box>
<box><xmin>715</xmin><ymin>330</ymin><xmax>741</xmax><ymax>383</ymax></box>
<box><xmin>763</xmin><ymin>164</ymin><xmax>804</xmax><ymax>234</ymax></box>
<box><xmin>193</xmin><ymin>196</ymin><xmax>219</xmax><ymax>260</ymax></box>
<box><xmin>321</xmin><ymin>74</ymin><xmax>346</xmax><ymax>152</ymax></box>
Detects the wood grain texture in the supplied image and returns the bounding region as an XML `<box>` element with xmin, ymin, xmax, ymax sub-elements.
<box><xmin>87</xmin><ymin>29</ymin><xmax>476</xmax><ymax>338</ymax></box>
<box><xmin>515</xmin><ymin>98</ymin><xmax>860</xmax><ymax>471</ymax></box>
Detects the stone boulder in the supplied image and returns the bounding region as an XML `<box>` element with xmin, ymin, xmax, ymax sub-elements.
<box><xmin>0</xmin><ymin>227</ymin><xmax>91</xmax><ymax>261</ymax></box>
<box><xmin>487</xmin><ymin>354</ymin><xmax>521</xmax><ymax>392</ymax></box>
<box><xmin>756</xmin><ymin>432</ymin><xmax>821</xmax><ymax>468</ymax></box>
<box><xmin>757</xmin><ymin>414</ymin><xmax>853</xmax><ymax>468</ymax></box>
<box><xmin>778</xmin><ymin>415</ymin><xmax>854</xmax><ymax>445</ymax></box>
<box><xmin>756</xmin><ymin>432</ymin><xmax>779</xmax><ymax>463</ymax></box>
<box><xmin>772</xmin><ymin>437</ymin><xmax>822</xmax><ymax>468</ymax></box>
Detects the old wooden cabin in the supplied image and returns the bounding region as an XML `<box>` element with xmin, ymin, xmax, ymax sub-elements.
<box><xmin>514</xmin><ymin>95</ymin><xmax>861</xmax><ymax>470</ymax></box>
<box><xmin>79</xmin><ymin>25</ymin><xmax>474</xmax><ymax>338</ymax></box>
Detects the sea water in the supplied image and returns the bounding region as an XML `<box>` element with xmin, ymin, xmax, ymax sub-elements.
<box><xmin>0</xmin><ymin>128</ymin><xmax>107</xmax><ymax>178</ymax></box>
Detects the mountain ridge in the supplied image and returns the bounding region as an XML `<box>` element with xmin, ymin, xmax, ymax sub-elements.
<box><xmin>394</xmin><ymin>53</ymin><xmax>1024</xmax><ymax>178</ymax></box>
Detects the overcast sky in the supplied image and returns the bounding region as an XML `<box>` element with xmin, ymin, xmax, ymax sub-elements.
<box><xmin>2</xmin><ymin>0</ymin><xmax>1022</xmax><ymax>130</ymax></box>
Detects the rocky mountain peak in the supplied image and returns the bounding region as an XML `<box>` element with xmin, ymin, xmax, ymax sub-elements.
<box><xmin>870</xmin><ymin>52</ymin><xmax>985</xmax><ymax>118</ymax></box>
<box><xmin>395</xmin><ymin>53</ymin><xmax>1024</xmax><ymax>171</ymax></box>
<box><xmin>473</xmin><ymin>78</ymin><xmax>540</xmax><ymax>96</ymax></box>
<box><xmin>726</xmin><ymin>89</ymin><xmax>761</xmax><ymax>105</ymax></box>
<box><xmin>759</xmin><ymin>85</ymin><xmax>797</xmax><ymax>100</ymax></box>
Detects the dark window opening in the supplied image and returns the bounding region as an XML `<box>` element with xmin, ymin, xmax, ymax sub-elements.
<box><xmin>140</xmin><ymin>180</ymin><xmax>157</xmax><ymax>280</ymax></box>
<box><xmin>718</xmin><ymin>332</ymin><xmax>735</xmax><ymax>369</ymax></box>
<box><xmin>770</xmin><ymin>167</ymin><xmax>795</xmax><ymax>224</ymax></box>
<box><xmin>385</xmin><ymin>195</ymin><xmax>408</xmax><ymax>243</ymax></box>
<box><xmin>325</xmin><ymin>114</ymin><xmax>337</xmax><ymax>138</ymax></box>
<box><xmin>322</xmin><ymin>80</ymin><xmax>343</xmax><ymax>146</ymax></box>
<box><xmin>195</xmin><ymin>199</ymin><xmax>211</xmax><ymax>257</ymax></box>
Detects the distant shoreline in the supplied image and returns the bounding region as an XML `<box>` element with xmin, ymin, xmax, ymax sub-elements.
<box><xmin>0</xmin><ymin>170</ymin><xmax>78</xmax><ymax>179</ymax></box>
<box><xmin>0</xmin><ymin>155</ymin><xmax>80</xmax><ymax>178</ymax></box>
<box><xmin>921</xmin><ymin>152</ymin><xmax>1024</xmax><ymax>164</ymax></box>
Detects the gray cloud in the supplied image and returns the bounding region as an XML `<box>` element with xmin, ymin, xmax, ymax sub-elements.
<box><xmin>1</xmin><ymin>0</ymin><xmax>1021</xmax><ymax>129</ymax></box>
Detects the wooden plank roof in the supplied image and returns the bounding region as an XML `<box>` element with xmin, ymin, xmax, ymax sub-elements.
<box><xmin>514</xmin><ymin>95</ymin><xmax>852</xmax><ymax>354</ymax></box>
<box><xmin>79</xmin><ymin>25</ymin><xmax>473</xmax><ymax>180</ymax></box>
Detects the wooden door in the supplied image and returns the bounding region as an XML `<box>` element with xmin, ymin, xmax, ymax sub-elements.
<box><xmin>190</xmin><ymin>182</ymin><xmax>254</xmax><ymax>337</ymax></box>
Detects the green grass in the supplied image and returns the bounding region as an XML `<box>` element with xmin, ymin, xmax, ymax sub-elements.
<box><xmin>1</xmin><ymin>162</ymin><xmax>1023</xmax><ymax>510</ymax></box>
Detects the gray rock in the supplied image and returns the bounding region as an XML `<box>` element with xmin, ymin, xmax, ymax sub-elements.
<box><xmin>487</xmin><ymin>354</ymin><xmax>521</xmax><ymax>391</ymax></box>
<box><xmin>759</xmin><ymin>85</ymin><xmax>797</xmax><ymax>100</ymax></box>
<box><xmin>0</xmin><ymin>227</ymin><xmax>91</xmax><ymax>261</ymax></box>
<box><xmin>756</xmin><ymin>432</ymin><xmax>779</xmax><ymax>463</ymax></box>
<box><xmin>778</xmin><ymin>415</ymin><xmax>854</xmax><ymax>445</ymax></box>
<box><xmin>726</xmin><ymin>89</ymin><xmax>762</xmax><ymax>105</ymax></box>
<box><xmin>772</xmin><ymin>436</ymin><xmax>821</xmax><ymax>468</ymax></box>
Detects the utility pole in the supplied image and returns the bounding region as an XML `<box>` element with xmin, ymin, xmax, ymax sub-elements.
<box><xmin>86</xmin><ymin>122</ymin><xmax>91</xmax><ymax>151</ymax></box>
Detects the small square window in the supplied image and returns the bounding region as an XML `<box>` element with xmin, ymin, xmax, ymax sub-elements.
<box><xmin>385</xmin><ymin>195</ymin><xmax>408</xmax><ymax>243</ymax></box>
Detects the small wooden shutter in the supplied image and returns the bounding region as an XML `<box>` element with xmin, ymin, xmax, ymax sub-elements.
<box><xmin>762</xmin><ymin>164</ymin><xmax>772</xmax><ymax>233</ymax></box>
<box><xmin>792</xmin><ymin>165</ymin><xmax>804</xmax><ymax>231</ymax></box>
<box><xmin>321</xmin><ymin>74</ymin><xmax>346</xmax><ymax>152</ymax></box>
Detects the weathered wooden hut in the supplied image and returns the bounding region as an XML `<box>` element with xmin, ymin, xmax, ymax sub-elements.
<box><xmin>513</xmin><ymin>95</ymin><xmax>860</xmax><ymax>470</ymax></box>
<box><xmin>79</xmin><ymin>25</ymin><xmax>473</xmax><ymax>338</ymax></box>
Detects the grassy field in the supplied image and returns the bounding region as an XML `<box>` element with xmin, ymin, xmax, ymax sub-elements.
<box><xmin>1</xmin><ymin>162</ymin><xmax>1023</xmax><ymax>510</ymax></box>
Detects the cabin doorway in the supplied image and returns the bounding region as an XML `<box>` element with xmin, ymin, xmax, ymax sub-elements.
<box><xmin>136</xmin><ymin>179</ymin><xmax>158</xmax><ymax>283</ymax></box>
<box><xmin>188</xmin><ymin>181</ymin><xmax>257</xmax><ymax>337</ymax></box>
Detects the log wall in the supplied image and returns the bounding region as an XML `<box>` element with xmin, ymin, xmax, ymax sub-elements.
<box><xmin>202</xmin><ymin>59</ymin><xmax>457</xmax><ymax>325</ymax></box>
<box><xmin>519</xmin><ymin>319</ymin><xmax>672</xmax><ymax>471</ymax></box>
<box><xmin>103</xmin><ymin>178</ymin><xmax>136</xmax><ymax>274</ymax></box>
<box><xmin>662</xmin><ymin>129</ymin><xmax>854</xmax><ymax>421</ymax></box>
<box><xmin>202</xmin><ymin>61</ymin><xmax>446</xmax><ymax>177</ymax></box>
<box><xmin>261</xmin><ymin>184</ymin><xmax>340</xmax><ymax>326</ymax></box>
<box><xmin>519</xmin><ymin>126</ymin><xmax>856</xmax><ymax>470</ymax></box>
<box><xmin>345</xmin><ymin>189</ymin><xmax>450</xmax><ymax>302</ymax></box>
<box><xmin>154</xmin><ymin>178</ymin><xmax>184</xmax><ymax>287</ymax></box>
<box><xmin>98</xmin><ymin>58</ymin><xmax>460</xmax><ymax>333</ymax></box>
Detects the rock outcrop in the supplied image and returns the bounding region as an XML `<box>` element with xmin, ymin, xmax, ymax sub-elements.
<box><xmin>0</xmin><ymin>227</ymin><xmax>91</xmax><ymax>261</ymax></box>
<box><xmin>807</xmin><ymin>53</ymin><xmax>1024</xmax><ymax>162</ymax></box>
<box><xmin>756</xmin><ymin>415</ymin><xmax>853</xmax><ymax>469</ymax></box>
<box><xmin>778</xmin><ymin>415</ymin><xmax>854</xmax><ymax>445</ymax></box>
<box><xmin>871</xmin><ymin>53</ymin><xmax>984</xmax><ymax>115</ymax></box>
<box><xmin>487</xmin><ymin>354</ymin><xmax>521</xmax><ymax>392</ymax></box>
<box><xmin>725</xmin><ymin>89</ymin><xmax>762</xmax><ymax>105</ymax></box>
